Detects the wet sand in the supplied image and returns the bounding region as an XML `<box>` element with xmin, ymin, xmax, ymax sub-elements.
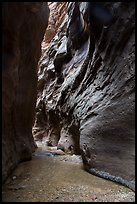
<box><xmin>2</xmin><ymin>144</ymin><xmax>135</xmax><ymax>202</ymax></box>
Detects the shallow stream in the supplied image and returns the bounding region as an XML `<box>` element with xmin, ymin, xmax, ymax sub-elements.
<box><xmin>2</xmin><ymin>143</ymin><xmax>135</xmax><ymax>202</ymax></box>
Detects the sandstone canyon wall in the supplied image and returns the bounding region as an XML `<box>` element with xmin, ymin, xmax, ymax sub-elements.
<box><xmin>2</xmin><ymin>2</ymin><xmax>49</xmax><ymax>183</ymax></box>
<box><xmin>34</xmin><ymin>2</ymin><xmax>135</xmax><ymax>190</ymax></box>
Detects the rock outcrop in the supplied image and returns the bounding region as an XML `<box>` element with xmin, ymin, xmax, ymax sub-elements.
<box><xmin>34</xmin><ymin>2</ymin><xmax>135</xmax><ymax>190</ymax></box>
<box><xmin>2</xmin><ymin>2</ymin><xmax>49</xmax><ymax>183</ymax></box>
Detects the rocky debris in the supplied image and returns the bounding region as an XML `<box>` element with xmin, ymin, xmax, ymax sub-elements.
<box><xmin>2</xmin><ymin>3</ymin><xmax>49</xmax><ymax>183</ymax></box>
<box><xmin>8</xmin><ymin>185</ymin><xmax>26</xmax><ymax>191</ymax></box>
<box><xmin>34</xmin><ymin>2</ymin><xmax>135</xmax><ymax>190</ymax></box>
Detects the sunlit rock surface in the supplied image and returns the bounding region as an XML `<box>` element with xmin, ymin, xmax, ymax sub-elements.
<box><xmin>42</xmin><ymin>2</ymin><xmax>67</xmax><ymax>52</ymax></box>
<box><xmin>34</xmin><ymin>2</ymin><xmax>135</xmax><ymax>190</ymax></box>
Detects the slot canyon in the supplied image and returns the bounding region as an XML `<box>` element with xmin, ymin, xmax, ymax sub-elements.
<box><xmin>2</xmin><ymin>2</ymin><xmax>135</xmax><ymax>202</ymax></box>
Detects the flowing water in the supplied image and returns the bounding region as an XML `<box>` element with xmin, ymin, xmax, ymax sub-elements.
<box><xmin>2</xmin><ymin>143</ymin><xmax>135</xmax><ymax>202</ymax></box>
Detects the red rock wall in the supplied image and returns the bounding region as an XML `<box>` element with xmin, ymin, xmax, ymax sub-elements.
<box><xmin>2</xmin><ymin>2</ymin><xmax>49</xmax><ymax>183</ymax></box>
<box><xmin>42</xmin><ymin>2</ymin><xmax>67</xmax><ymax>52</ymax></box>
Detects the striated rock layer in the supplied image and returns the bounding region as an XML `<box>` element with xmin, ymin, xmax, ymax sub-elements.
<box><xmin>34</xmin><ymin>2</ymin><xmax>135</xmax><ymax>190</ymax></box>
<box><xmin>2</xmin><ymin>2</ymin><xmax>49</xmax><ymax>183</ymax></box>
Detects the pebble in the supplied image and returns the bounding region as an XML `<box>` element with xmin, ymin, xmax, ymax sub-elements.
<box><xmin>12</xmin><ymin>176</ymin><xmax>17</xmax><ymax>180</ymax></box>
<box><xmin>91</xmin><ymin>195</ymin><xmax>97</xmax><ymax>200</ymax></box>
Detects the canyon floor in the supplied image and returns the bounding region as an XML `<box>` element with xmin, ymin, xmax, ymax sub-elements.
<box><xmin>2</xmin><ymin>142</ymin><xmax>135</xmax><ymax>202</ymax></box>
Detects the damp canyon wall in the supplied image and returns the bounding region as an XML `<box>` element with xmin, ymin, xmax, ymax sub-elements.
<box><xmin>34</xmin><ymin>2</ymin><xmax>135</xmax><ymax>190</ymax></box>
<box><xmin>2</xmin><ymin>2</ymin><xmax>49</xmax><ymax>183</ymax></box>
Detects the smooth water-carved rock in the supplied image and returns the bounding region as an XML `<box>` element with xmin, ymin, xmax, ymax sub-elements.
<box><xmin>2</xmin><ymin>2</ymin><xmax>49</xmax><ymax>183</ymax></box>
<box><xmin>35</xmin><ymin>2</ymin><xmax>135</xmax><ymax>190</ymax></box>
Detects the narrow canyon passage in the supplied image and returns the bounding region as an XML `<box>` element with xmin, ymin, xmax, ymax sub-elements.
<box><xmin>2</xmin><ymin>2</ymin><xmax>135</xmax><ymax>202</ymax></box>
<box><xmin>2</xmin><ymin>142</ymin><xmax>135</xmax><ymax>202</ymax></box>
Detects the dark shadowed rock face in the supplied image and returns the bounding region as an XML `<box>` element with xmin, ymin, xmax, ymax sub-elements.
<box><xmin>34</xmin><ymin>2</ymin><xmax>135</xmax><ymax>190</ymax></box>
<box><xmin>2</xmin><ymin>2</ymin><xmax>49</xmax><ymax>183</ymax></box>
